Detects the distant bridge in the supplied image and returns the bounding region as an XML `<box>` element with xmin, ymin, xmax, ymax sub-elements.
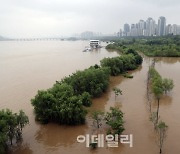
<box><xmin>13</xmin><ymin>38</ymin><xmax>66</xmax><ymax>41</ymax></box>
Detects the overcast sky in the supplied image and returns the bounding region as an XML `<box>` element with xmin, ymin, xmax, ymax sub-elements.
<box><xmin>0</xmin><ymin>0</ymin><xmax>179</xmax><ymax>38</ymax></box>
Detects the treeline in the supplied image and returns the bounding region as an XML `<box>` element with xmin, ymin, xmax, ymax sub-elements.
<box><xmin>31</xmin><ymin>67</ymin><xmax>110</xmax><ymax>124</ymax></box>
<box><xmin>149</xmin><ymin>67</ymin><xmax>174</xmax><ymax>123</ymax></box>
<box><xmin>31</xmin><ymin>50</ymin><xmax>143</xmax><ymax>125</ymax></box>
<box><xmin>106</xmin><ymin>36</ymin><xmax>180</xmax><ymax>57</ymax></box>
<box><xmin>101</xmin><ymin>49</ymin><xmax>142</xmax><ymax>76</ymax></box>
<box><xmin>0</xmin><ymin>109</ymin><xmax>29</xmax><ymax>154</ymax></box>
<box><xmin>148</xmin><ymin>66</ymin><xmax>174</xmax><ymax>154</ymax></box>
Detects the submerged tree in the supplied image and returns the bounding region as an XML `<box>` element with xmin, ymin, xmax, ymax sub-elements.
<box><xmin>152</xmin><ymin>77</ymin><xmax>164</xmax><ymax>124</ymax></box>
<box><xmin>0</xmin><ymin>109</ymin><xmax>29</xmax><ymax>153</ymax></box>
<box><xmin>113</xmin><ymin>87</ymin><xmax>122</xmax><ymax>99</ymax></box>
<box><xmin>162</xmin><ymin>78</ymin><xmax>174</xmax><ymax>94</ymax></box>
<box><xmin>105</xmin><ymin>107</ymin><xmax>124</xmax><ymax>135</ymax></box>
<box><xmin>150</xmin><ymin>68</ymin><xmax>174</xmax><ymax>124</ymax></box>
<box><xmin>150</xmin><ymin>112</ymin><xmax>159</xmax><ymax>129</ymax></box>
<box><xmin>17</xmin><ymin>110</ymin><xmax>29</xmax><ymax>131</ymax></box>
<box><xmin>157</xmin><ymin>121</ymin><xmax>168</xmax><ymax>154</ymax></box>
<box><xmin>91</xmin><ymin>111</ymin><xmax>104</xmax><ymax>129</ymax></box>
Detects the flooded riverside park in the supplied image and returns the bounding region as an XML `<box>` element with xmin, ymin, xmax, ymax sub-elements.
<box><xmin>0</xmin><ymin>40</ymin><xmax>180</xmax><ymax>154</ymax></box>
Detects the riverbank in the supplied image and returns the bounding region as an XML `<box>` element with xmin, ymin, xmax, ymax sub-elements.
<box><xmin>106</xmin><ymin>36</ymin><xmax>180</xmax><ymax>57</ymax></box>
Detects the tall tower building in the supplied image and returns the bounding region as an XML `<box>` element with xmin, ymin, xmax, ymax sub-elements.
<box><xmin>138</xmin><ymin>20</ymin><xmax>146</xmax><ymax>36</ymax></box>
<box><xmin>172</xmin><ymin>24</ymin><xmax>178</xmax><ymax>35</ymax></box>
<box><xmin>123</xmin><ymin>23</ymin><xmax>130</xmax><ymax>36</ymax></box>
<box><xmin>146</xmin><ymin>17</ymin><xmax>156</xmax><ymax>36</ymax></box>
<box><xmin>130</xmin><ymin>24</ymin><xmax>138</xmax><ymax>36</ymax></box>
<box><xmin>166</xmin><ymin>24</ymin><xmax>172</xmax><ymax>35</ymax></box>
<box><xmin>158</xmin><ymin>16</ymin><xmax>166</xmax><ymax>36</ymax></box>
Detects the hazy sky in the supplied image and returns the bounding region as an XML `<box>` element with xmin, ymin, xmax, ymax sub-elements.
<box><xmin>0</xmin><ymin>0</ymin><xmax>179</xmax><ymax>38</ymax></box>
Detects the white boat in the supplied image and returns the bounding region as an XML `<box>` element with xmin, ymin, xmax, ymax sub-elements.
<box><xmin>89</xmin><ymin>40</ymin><xmax>101</xmax><ymax>48</ymax></box>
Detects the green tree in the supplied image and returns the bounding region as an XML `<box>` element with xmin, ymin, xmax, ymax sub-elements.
<box><xmin>105</xmin><ymin>107</ymin><xmax>124</xmax><ymax>135</ymax></box>
<box><xmin>91</xmin><ymin>111</ymin><xmax>104</xmax><ymax>129</ymax></box>
<box><xmin>157</xmin><ymin>121</ymin><xmax>168</xmax><ymax>154</ymax></box>
<box><xmin>80</xmin><ymin>92</ymin><xmax>92</xmax><ymax>107</ymax></box>
<box><xmin>152</xmin><ymin>77</ymin><xmax>164</xmax><ymax>124</ymax></box>
<box><xmin>0</xmin><ymin>109</ymin><xmax>28</xmax><ymax>153</ymax></box>
<box><xmin>0</xmin><ymin>118</ymin><xmax>8</xmax><ymax>153</ymax></box>
<box><xmin>112</xmin><ymin>87</ymin><xmax>122</xmax><ymax>99</ymax></box>
<box><xmin>17</xmin><ymin>110</ymin><xmax>29</xmax><ymax>131</ymax></box>
<box><xmin>31</xmin><ymin>83</ymin><xmax>87</xmax><ymax>125</ymax></box>
<box><xmin>162</xmin><ymin>78</ymin><xmax>174</xmax><ymax>94</ymax></box>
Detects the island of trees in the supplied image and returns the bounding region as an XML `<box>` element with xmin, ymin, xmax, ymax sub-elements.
<box><xmin>31</xmin><ymin>48</ymin><xmax>143</xmax><ymax>125</ymax></box>
<box><xmin>106</xmin><ymin>36</ymin><xmax>180</xmax><ymax>57</ymax></box>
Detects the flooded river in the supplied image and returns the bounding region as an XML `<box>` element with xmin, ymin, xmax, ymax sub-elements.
<box><xmin>0</xmin><ymin>41</ymin><xmax>180</xmax><ymax>154</ymax></box>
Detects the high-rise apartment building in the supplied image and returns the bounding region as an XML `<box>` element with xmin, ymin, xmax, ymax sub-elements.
<box><xmin>158</xmin><ymin>16</ymin><xmax>166</xmax><ymax>36</ymax></box>
<box><xmin>119</xmin><ymin>16</ymin><xmax>179</xmax><ymax>37</ymax></box>
<box><xmin>166</xmin><ymin>24</ymin><xmax>172</xmax><ymax>35</ymax></box>
<box><xmin>146</xmin><ymin>17</ymin><xmax>156</xmax><ymax>36</ymax></box>
<box><xmin>123</xmin><ymin>23</ymin><xmax>130</xmax><ymax>36</ymax></box>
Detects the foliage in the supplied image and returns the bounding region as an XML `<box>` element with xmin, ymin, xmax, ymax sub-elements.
<box><xmin>162</xmin><ymin>78</ymin><xmax>174</xmax><ymax>94</ymax></box>
<box><xmin>100</xmin><ymin>50</ymin><xmax>142</xmax><ymax>76</ymax></box>
<box><xmin>149</xmin><ymin>68</ymin><xmax>174</xmax><ymax>97</ymax></box>
<box><xmin>149</xmin><ymin>67</ymin><xmax>174</xmax><ymax>124</ymax></box>
<box><xmin>31</xmin><ymin>83</ymin><xmax>87</xmax><ymax>125</ymax></box>
<box><xmin>152</xmin><ymin>77</ymin><xmax>164</xmax><ymax>100</ymax></box>
<box><xmin>91</xmin><ymin>111</ymin><xmax>104</xmax><ymax>129</ymax></box>
<box><xmin>112</xmin><ymin>87</ymin><xmax>122</xmax><ymax>99</ymax></box>
<box><xmin>156</xmin><ymin>121</ymin><xmax>168</xmax><ymax>154</ymax></box>
<box><xmin>123</xmin><ymin>73</ymin><xmax>133</xmax><ymax>78</ymax></box>
<box><xmin>0</xmin><ymin>109</ymin><xmax>29</xmax><ymax>153</ymax></box>
<box><xmin>106</xmin><ymin>36</ymin><xmax>180</xmax><ymax>57</ymax></box>
<box><xmin>80</xmin><ymin>92</ymin><xmax>92</xmax><ymax>107</ymax></box>
<box><xmin>31</xmin><ymin>49</ymin><xmax>142</xmax><ymax>126</ymax></box>
<box><xmin>62</xmin><ymin>67</ymin><xmax>110</xmax><ymax>97</ymax></box>
<box><xmin>105</xmin><ymin>107</ymin><xmax>124</xmax><ymax>135</ymax></box>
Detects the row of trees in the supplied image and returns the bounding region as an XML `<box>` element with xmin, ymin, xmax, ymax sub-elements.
<box><xmin>149</xmin><ymin>67</ymin><xmax>174</xmax><ymax>124</ymax></box>
<box><xmin>0</xmin><ymin>109</ymin><xmax>29</xmax><ymax>154</ymax></box>
<box><xmin>101</xmin><ymin>49</ymin><xmax>143</xmax><ymax>76</ymax></box>
<box><xmin>31</xmin><ymin>50</ymin><xmax>142</xmax><ymax>125</ymax></box>
<box><xmin>61</xmin><ymin>66</ymin><xmax>110</xmax><ymax>97</ymax></box>
<box><xmin>31</xmin><ymin>67</ymin><xmax>111</xmax><ymax>124</ymax></box>
<box><xmin>148</xmin><ymin>64</ymin><xmax>174</xmax><ymax>154</ymax></box>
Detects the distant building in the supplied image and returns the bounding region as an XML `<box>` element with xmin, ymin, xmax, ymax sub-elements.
<box><xmin>117</xmin><ymin>29</ymin><xmax>123</xmax><ymax>37</ymax></box>
<box><xmin>177</xmin><ymin>25</ymin><xmax>180</xmax><ymax>35</ymax></box>
<box><xmin>120</xmin><ymin>16</ymin><xmax>179</xmax><ymax>37</ymax></box>
<box><xmin>81</xmin><ymin>31</ymin><xmax>94</xmax><ymax>39</ymax></box>
<box><xmin>166</xmin><ymin>24</ymin><xmax>172</xmax><ymax>35</ymax></box>
<box><xmin>158</xmin><ymin>16</ymin><xmax>166</xmax><ymax>36</ymax></box>
<box><xmin>172</xmin><ymin>24</ymin><xmax>178</xmax><ymax>35</ymax></box>
<box><xmin>138</xmin><ymin>20</ymin><xmax>146</xmax><ymax>36</ymax></box>
<box><xmin>146</xmin><ymin>17</ymin><xmax>156</xmax><ymax>36</ymax></box>
<box><xmin>123</xmin><ymin>23</ymin><xmax>130</xmax><ymax>36</ymax></box>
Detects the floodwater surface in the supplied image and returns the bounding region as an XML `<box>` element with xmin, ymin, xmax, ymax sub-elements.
<box><xmin>0</xmin><ymin>41</ymin><xmax>180</xmax><ymax>154</ymax></box>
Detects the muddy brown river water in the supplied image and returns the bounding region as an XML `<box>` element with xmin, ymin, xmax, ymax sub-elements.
<box><xmin>0</xmin><ymin>41</ymin><xmax>180</xmax><ymax>154</ymax></box>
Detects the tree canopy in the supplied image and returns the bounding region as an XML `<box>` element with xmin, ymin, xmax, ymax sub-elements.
<box><xmin>0</xmin><ymin>109</ymin><xmax>28</xmax><ymax>153</ymax></box>
<box><xmin>106</xmin><ymin>36</ymin><xmax>180</xmax><ymax>57</ymax></box>
<box><xmin>31</xmin><ymin>51</ymin><xmax>142</xmax><ymax>126</ymax></box>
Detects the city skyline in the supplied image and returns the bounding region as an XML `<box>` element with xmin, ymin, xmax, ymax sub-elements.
<box><xmin>118</xmin><ymin>16</ymin><xmax>180</xmax><ymax>37</ymax></box>
<box><xmin>0</xmin><ymin>0</ymin><xmax>180</xmax><ymax>38</ymax></box>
